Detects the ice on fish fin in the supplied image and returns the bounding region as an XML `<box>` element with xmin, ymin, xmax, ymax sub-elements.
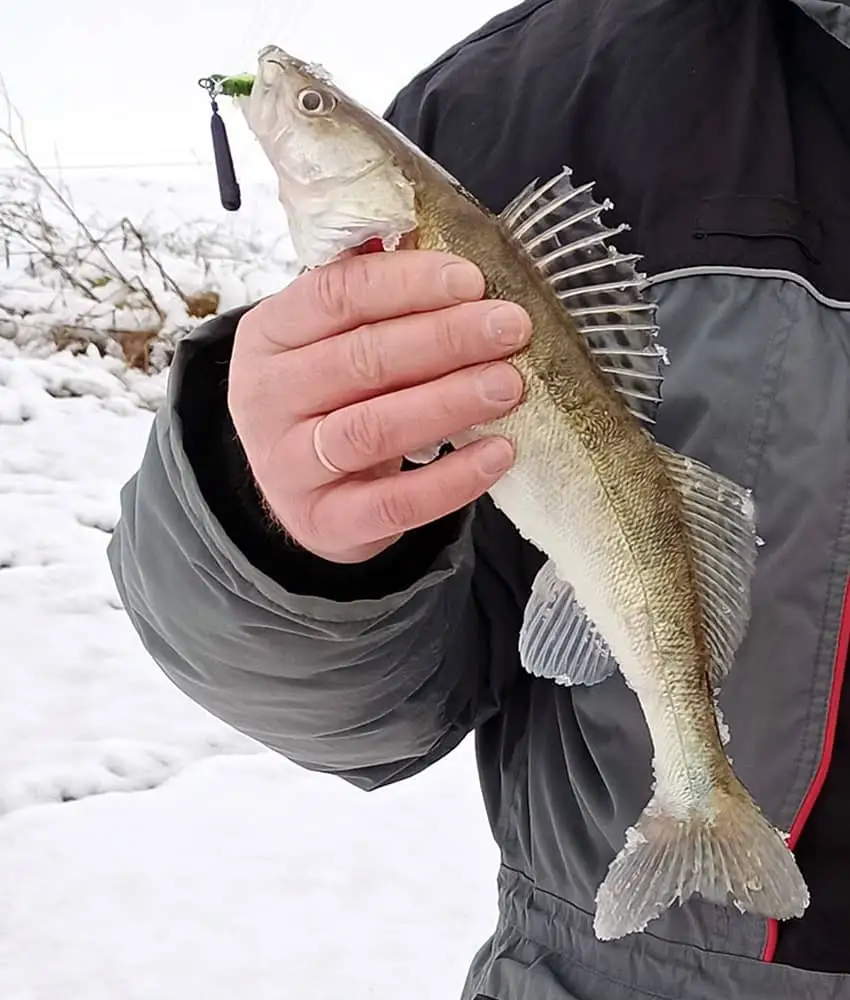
<box><xmin>499</xmin><ymin>166</ymin><xmax>666</xmax><ymax>426</ymax></box>
<box><xmin>404</xmin><ymin>442</ymin><xmax>443</xmax><ymax>465</ymax></box>
<box><xmin>714</xmin><ymin>698</ymin><xmax>731</xmax><ymax>746</ymax></box>
<box><xmin>656</xmin><ymin>444</ymin><xmax>759</xmax><ymax>689</ymax></box>
<box><xmin>593</xmin><ymin>787</ymin><xmax>809</xmax><ymax>940</ymax></box>
<box><xmin>519</xmin><ymin>559</ymin><xmax>618</xmax><ymax>685</ymax></box>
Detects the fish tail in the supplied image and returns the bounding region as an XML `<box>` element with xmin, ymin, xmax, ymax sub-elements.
<box><xmin>593</xmin><ymin>784</ymin><xmax>810</xmax><ymax>941</ymax></box>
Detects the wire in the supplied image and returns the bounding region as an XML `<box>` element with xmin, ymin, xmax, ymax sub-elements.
<box><xmin>0</xmin><ymin>161</ymin><xmax>213</xmax><ymax>173</ymax></box>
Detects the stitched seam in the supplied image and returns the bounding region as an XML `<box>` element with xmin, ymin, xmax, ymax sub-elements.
<box><xmin>776</xmin><ymin>461</ymin><xmax>850</xmax><ymax>837</ymax></box>
<box><xmin>496</xmin><ymin>687</ymin><xmax>532</xmax><ymax>852</ymax></box>
<box><xmin>497</xmin><ymin>894</ymin><xmax>688</xmax><ymax>1000</ymax></box>
<box><xmin>497</xmin><ymin>865</ymin><xmax>762</xmax><ymax>999</ymax></box>
<box><xmin>499</xmin><ymin>915</ymin><xmax>677</xmax><ymax>1000</ymax></box>
<box><xmin>739</xmin><ymin>299</ymin><xmax>793</xmax><ymax>492</ymax></box>
<box><xmin>644</xmin><ymin>266</ymin><xmax>850</xmax><ymax>310</ymax></box>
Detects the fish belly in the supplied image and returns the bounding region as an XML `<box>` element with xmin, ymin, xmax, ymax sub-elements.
<box><xmin>464</xmin><ymin>388</ymin><xmax>721</xmax><ymax>807</ymax></box>
<box><xmin>468</xmin><ymin>394</ymin><xmax>666</xmax><ymax>691</ymax></box>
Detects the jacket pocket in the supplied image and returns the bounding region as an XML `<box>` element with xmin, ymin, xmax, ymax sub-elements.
<box><xmin>693</xmin><ymin>194</ymin><xmax>823</xmax><ymax>262</ymax></box>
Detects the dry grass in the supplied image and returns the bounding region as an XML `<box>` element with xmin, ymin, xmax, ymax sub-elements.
<box><xmin>0</xmin><ymin>79</ymin><xmax>224</xmax><ymax>372</ymax></box>
<box><xmin>185</xmin><ymin>289</ymin><xmax>221</xmax><ymax>319</ymax></box>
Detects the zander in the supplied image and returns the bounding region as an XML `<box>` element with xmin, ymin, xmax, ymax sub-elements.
<box><xmin>212</xmin><ymin>45</ymin><xmax>810</xmax><ymax>940</ymax></box>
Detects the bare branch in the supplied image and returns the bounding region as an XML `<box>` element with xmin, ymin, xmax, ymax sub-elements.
<box><xmin>119</xmin><ymin>218</ymin><xmax>190</xmax><ymax>305</ymax></box>
<box><xmin>0</xmin><ymin>78</ymin><xmax>244</xmax><ymax>381</ymax></box>
<box><xmin>0</xmin><ymin>84</ymin><xmax>166</xmax><ymax>321</ymax></box>
<box><xmin>1</xmin><ymin>215</ymin><xmax>100</xmax><ymax>300</ymax></box>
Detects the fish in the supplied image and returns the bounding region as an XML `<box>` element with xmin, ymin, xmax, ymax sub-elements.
<box><xmin>223</xmin><ymin>45</ymin><xmax>810</xmax><ymax>940</ymax></box>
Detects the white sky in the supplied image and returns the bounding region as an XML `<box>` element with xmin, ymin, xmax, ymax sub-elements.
<box><xmin>1</xmin><ymin>0</ymin><xmax>507</xmax><ymax>179</ymax></box>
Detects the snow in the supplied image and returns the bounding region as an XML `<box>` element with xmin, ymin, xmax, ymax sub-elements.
<box><xmin>0</xmin><ymin>350</ymin><xmax>261</xmax><ymax>817</ymax></box>
<box><xmin>1</xmin><ymin>154</ymin><xmax>498</xmax><ymax>999</ymax></box>
<box><xmin>1</xmin><ymin>4</ymin><xmax>509</xmax><ymax>986</ymax></box>
<box><xmin>0</xmin><ymin>755</ymin><xmax>497</xmax><ymax>1000</ymax></box>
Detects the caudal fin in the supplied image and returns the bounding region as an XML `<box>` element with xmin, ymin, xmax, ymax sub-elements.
<box><xmin>593</xmin><ymin>787</ymin><xmax>810</xmax><ymax>941</ymax></box>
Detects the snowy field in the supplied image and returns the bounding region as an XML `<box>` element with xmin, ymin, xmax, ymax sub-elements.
<box><xmin>0</xmin><ymin>167</ymin><xmax>499</xmax><ymax>999</ymax></box>
<box><xmin>1</xmin><ymin>1</ymin><xmax>510</xmax><ymax>989</ymax></box>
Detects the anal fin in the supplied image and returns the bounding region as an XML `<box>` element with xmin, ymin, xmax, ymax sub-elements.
<box><xmin>519</xmin><ymin>559</ymin><xmax>618</xmax><ymax>686</ymax></box>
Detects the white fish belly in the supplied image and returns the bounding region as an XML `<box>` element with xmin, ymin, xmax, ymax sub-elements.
<box><xmin>478</xmin><ymin>401</ymin><xmax>656</xmax><ymax>682</ymax></box>
<box><xmin>469</xmin><ymin>401</ymin><xmax>719</xmax><ymax>809</ymax></box>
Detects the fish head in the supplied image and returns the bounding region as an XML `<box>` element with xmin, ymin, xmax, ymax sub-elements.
<box><xmin>240</xmin><ymin>45</ymin><xmax>418</xmax><ymax>268</ymax></box>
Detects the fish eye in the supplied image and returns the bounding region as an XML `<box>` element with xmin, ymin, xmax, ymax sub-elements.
<box><xmin>297</xmin><ymin>88</ymin><xmax>335</xmax><ymax>115</ymax></box>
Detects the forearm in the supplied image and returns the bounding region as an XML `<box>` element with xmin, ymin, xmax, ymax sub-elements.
<box><xmin>109</xmin><ymin>312</ymin><xmax>518</xmax><ymax>789</ymax></box>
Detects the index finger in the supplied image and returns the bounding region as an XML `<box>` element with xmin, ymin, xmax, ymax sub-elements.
<box><xmin>239</xmin><ymin>250</ymin><xmax>486</xmax><ymax>353</ymax></box>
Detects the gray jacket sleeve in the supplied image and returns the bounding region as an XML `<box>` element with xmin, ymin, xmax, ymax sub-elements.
<box><xmin>108</xmin><ymin>69</ymin><xmax>530</xmax><ymax>791</ymax></box>
<box><xmin>108</xmin><ymin>308</ymin><xmax>525</xmax><ymax>791</ymax></box>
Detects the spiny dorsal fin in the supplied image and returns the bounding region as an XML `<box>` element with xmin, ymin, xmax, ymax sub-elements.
<box><xmin>500</xmin><ymin>167</ymin><xmax>666</xmax><ymax>426</ymax></box>
<box><xmin>656</xmin><ymin>444</ymin><xmax>759</xmax><ymax>690</ymax></box>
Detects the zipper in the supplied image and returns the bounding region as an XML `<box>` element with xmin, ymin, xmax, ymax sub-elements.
<box><xmin>761</xmin><ymin>574</ymin><xmax>850</xmax><ymax>961</ymax></box>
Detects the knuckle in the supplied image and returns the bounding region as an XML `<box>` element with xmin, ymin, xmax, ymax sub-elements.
<box><xmin>233</xmin><ymin>291</ymin><xmax>296</xmax><ymax>353</ymax></box>
<box><xmin>235</xmin><ymin>299</ymin><xmax>266</xmax><ymax>338</ymax></box>
<box><xmin>421</xmin><ymin>388</ymin><xmax>459</xmax><ymax>434</ymax></box>
<box><xmin>310</xmin><ymin>259</ymin><xmax>360</xmax><ymax>323</ymax></box>
<box><xmin>339</xmin><ymin>404</ymin><xmax>388</xmax><ymax>463</ymax></box>
<box><xmin>346</xmin><ymin>324</ymin><xmax>386</xmax><ymax>389</ymax></box>
<box><xmin>370</xmin><ymin>487</ymin><xmax>419</xmax><ymax>533</ymax></box>
<box><xmin>432</xmin><ymin>307</ymin><xmax>470</xmax><ymax>362</ymax></box>
<box><xmin>291</xmin><ymin>497</ymin><xmax>323</xmax><ymax>547</ymax></box>
<box><xmin>428</xmin><ymin>373</ymin><xmax>473</xmax><ymax>427</ymax></box>
<box><xmin>228</xmin><ymin>360</ymin><xmax>289</xmax><ymax>435</ymax></box>
<box><xmin>393</xmin><ymin>254</ymin><xmax>425</xmax><ymax>299</ymax></box>
<box><xmin>237</xmin><ymin>294</ymin><xmax>285</xmax><ymax>342</ymax></box>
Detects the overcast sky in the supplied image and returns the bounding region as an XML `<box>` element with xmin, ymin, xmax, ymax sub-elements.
<box><xmin>1</xmin><ymin>0</ymin><xmax>506</xmax><ymax>178</ymax></box>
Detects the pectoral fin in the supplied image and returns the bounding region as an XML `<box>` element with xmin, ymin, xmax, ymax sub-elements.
<box><xmin>519</xmin><ymin>559</ymin><xmax>618</xmax><ymax>686</ymax></box>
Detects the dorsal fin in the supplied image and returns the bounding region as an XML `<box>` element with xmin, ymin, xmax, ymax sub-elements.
<box><xmin>500</xmin><ymin>167</ymin><xmax>666</xmax><ymax>426</ymax></box>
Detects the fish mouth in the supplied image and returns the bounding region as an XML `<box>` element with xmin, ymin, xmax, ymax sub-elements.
<box><xmin>349</xmin><ymin>238</ymin><xmax>387</xmax><ymax>256</ymax></box>
<box><xmin>264</xmin><ymin>54</ymin><xmax>293</xmax><ymax>73</ymax></box>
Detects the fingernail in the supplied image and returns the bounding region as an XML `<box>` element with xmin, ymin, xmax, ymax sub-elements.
<box><xmin>441</xmin><ymin>261</ymin><xmax>485</xmax><ymax>301</ymax></box>
<box><xmin>485</xmin><ymin>303</ymin><xmax>531</xmax><ymax>347</ymax></box>
<box><xmin>477</xmin><ymin>363</ymin><xmax>523</xmax><ymax>403</ymax></box>
<box><xmin>477</xmin><ymin>437</ymin><xmax>514</xmax><ymax>475</ymax></box>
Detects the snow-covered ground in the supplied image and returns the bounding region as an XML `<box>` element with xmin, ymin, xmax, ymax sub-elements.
<box><xmin>0</xmin><ymin>171</ymin><xmax>499</xmax><ymax>999</ymax></box>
